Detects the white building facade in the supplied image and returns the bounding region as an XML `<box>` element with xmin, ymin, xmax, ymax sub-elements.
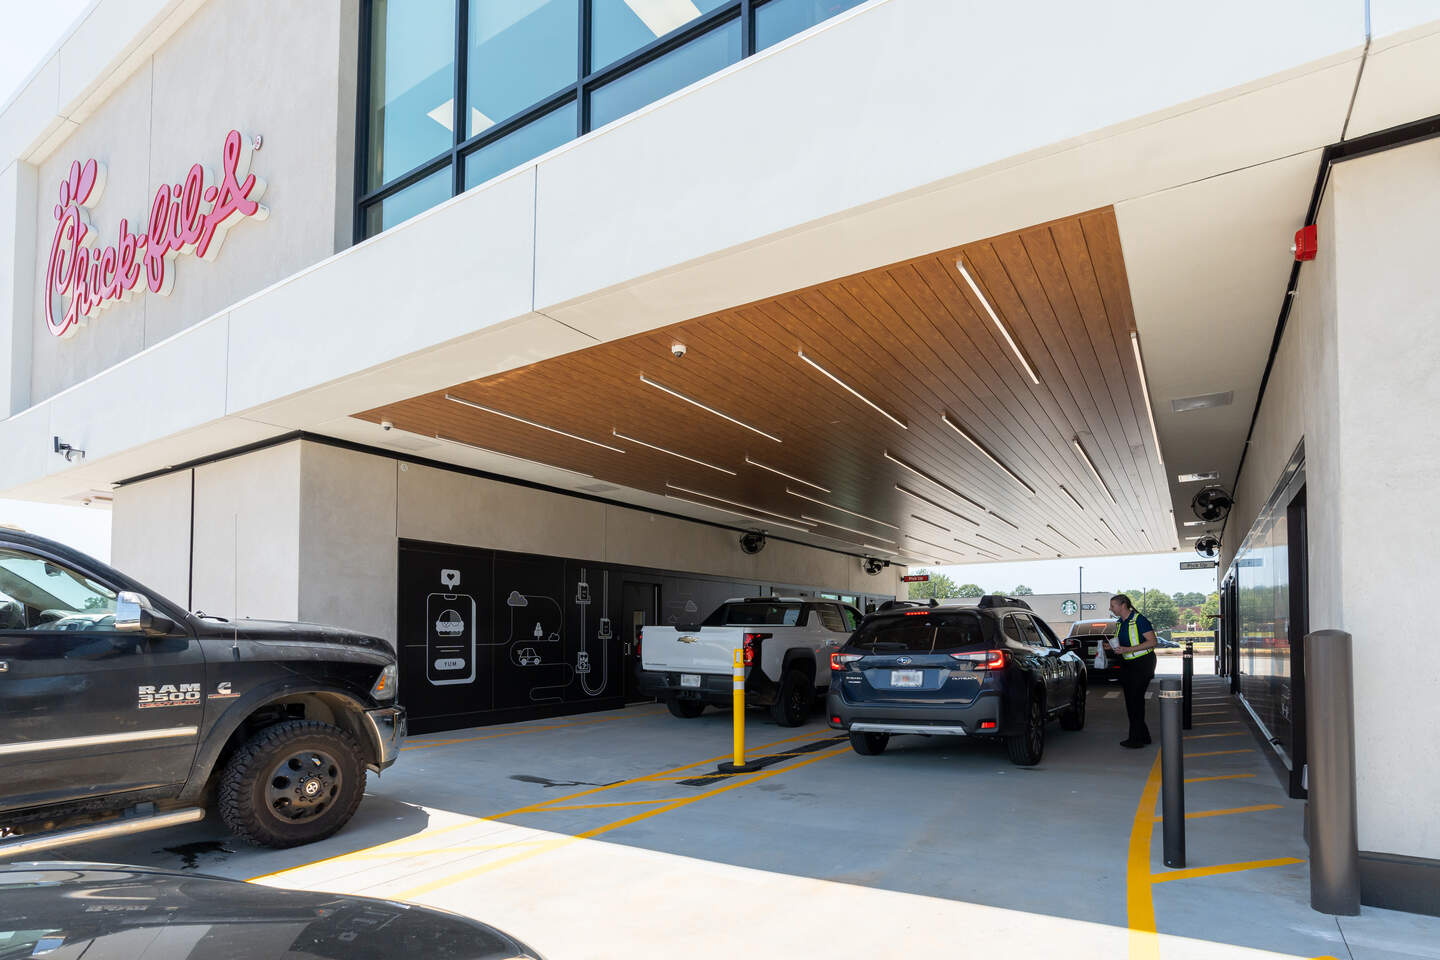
<box><xmin>2</xmin><ymin>0</ymin><xmax>1438</xmax><ymax>913</ymax></box>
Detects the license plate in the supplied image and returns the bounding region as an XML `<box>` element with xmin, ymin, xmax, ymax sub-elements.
<box><xmin>890</xmin><ymin>670</ymin><xmax>923</xmax><ymax>687</ymax></box>
<box><xmin>680</xmin><ymin>674</ymin><xmax>701</xmax><ymax>688</ymax></box>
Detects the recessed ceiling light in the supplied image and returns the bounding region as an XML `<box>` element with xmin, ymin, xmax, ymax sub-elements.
<box><xmin>975</xmin><ymin>533</ymin><xmax>1013</xmax><ymax>550</ymax></box>
<box><xmin>665</xmin><ymin>483</ymin><xmax>812</xmax><ymax>527</ymax></box>
<box><xmin>1171</xmin><ymin>391</ymin><xmax>1234</xmax><ymax>413</ymax></box>
<box><xmin>894</xmin><ymin>484</ymin><xmax>979</xmax><ymax>525</ymax></box>
<box><xmin>1177</xmin><ymin>470</ymin><xmax>1221</xmax><ymax>483</ymax></box>
<box><xmin>434</xmin><ymin>434</ymin><xmax>596</xmax><ymax>479</ymax></box>
<box><xmin>745</xmin><ymin>457</ymin><xmax>829</xmax><ymax>492</ymax></box>
<box><xmin>663</xmin><ymin>493</ymin><xmax>811</xmax><ymax>533</ymax></box>
<box><xmin>640</xmin><ymin>375</ymin><xmax>781</xmax><ymax>443</ymax></box>
<box><xmin>907</xmin><ymin>535</ymin><xmax>951</xmax><ymax>552</ymax></box>
<box><xmin>801</xmin><ymin>515</ymin><xmax>897</xmax><ymax>543</ymax></box>
<box><xmin>885</xmin><ymin>451</ymin><xmax>986</xmax><ymax>510</ymax></box>
<box><xmin>1099</xmin><ymin>517</ymin><xmax>1119</xmax><ymax>541</ymax></box>
<box><xmin>940</xmin><ymin>414</ymin><xmax>1035</xmax><ymax>493</ymax></box>
<box><xmin>1058</xmin><ymin>485</ymin><xmax>1085</xmax><ymax>511</ymax></box>
<box><xmin>988</xmin><ymin>511</ymin><xmax>1020</xmax><ymax>530</ymax></box>
<box><xmin>445</xmin><ymin>394</ymin><xmax>625</xmax><ymax>453</ymax></box>
<box><xmin>1045</xmin><ymin>524</ymin><xmax>1082</xmax><ymax>550</ymax></box>
<box><xmin>1130</xmin><ymin>331</ymin><xmax>1165</xmax><ymax>467</ymax></box>
<box><xmin>1035</xmin><ymin>537</ymin><xmax>1061</xmax><ymax>555</ymax></box>
<box><xmin>786</xmin><ymin>488</ymin><xmax>897</xmax><ymax>529</ymax></box>
<box><xmin>1071</xmin><ymin>437</ymin><xmax>1116</xmax><ymax>504</ymax></box>
<box><xmin>797</xmin><ymin>350</ymin><xmax>908</xmax><ymax>429</ymax></box>
<box><xmin>955</xmin><ymin>257</ymin><xmax>1040</xmax><ymax>386</ymax></box>
<box><xmin>612</xmin><ymin>429</ymin><xmax>735</xmax><ymax>475</ymax></box>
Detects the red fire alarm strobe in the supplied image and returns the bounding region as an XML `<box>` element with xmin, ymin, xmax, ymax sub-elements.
<box><xmin>1293</xmin><ymin>223</ymin><xmax>1318</xmax><ymax>261</ymax></box>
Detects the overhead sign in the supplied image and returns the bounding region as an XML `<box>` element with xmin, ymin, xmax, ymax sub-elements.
<box><xmin>901</xmin><ymin>574</ymin><xmax>930</xmax><ymax>583</ymax></box>
<box><xmin>1180</xmin><ymin>560</ymin><xmax>1218</xmax><ymax>570</ymax></box>
<box><xmin>44</xmin><ymin>129</ymin><xmax>269</xmax><ymax>339</ymax></box>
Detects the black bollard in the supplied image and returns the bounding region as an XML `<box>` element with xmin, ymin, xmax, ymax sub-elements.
<box><xmin>1160</xmin><ymin>678</ymin><xmax>1185</xmax><ymax>868</ymax></box>
<box><xmin>1306</xmin><ymin>630</ymin><xmax>1361</xmax><ymax>915</ymax></box>
<box><xmin>1182</xmin><ymin>641</ymin><xmax>1193</xmax><ymax>730</ymax></box>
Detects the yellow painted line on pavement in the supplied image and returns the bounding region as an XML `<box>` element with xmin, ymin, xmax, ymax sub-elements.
<box><xmin>1153</xmin><ymin>803</ymin><xmax>1282</xmax><ymax>822</ymax></box>
<box><xmin>248</xmin><ymin>727</ymin><xmax>822</xmax><ymax>881</ymax></box>
<box><xmin>1126</xmin><ymin>752</ymin><xmax>1164</xmax><ymax>960</ymax></box>
<box><xmin>394</xmin><ymin>744</ymin><xmax>849</xmax><ymax>899</ymax></box>
<box><xmin>537</xmin><ymin>797</ymin><xmax>689</xmax><ymax>813</ymax></box>
<box><xmin>1152</xmin><ymin>857</ymin><xmax>1304</xmax><ymax>883</ymax></box>
<box><xmin>1184</xmin><ymin>748</ymin><xmax>1254</xmax><ymax>758</ymax></box>
<box><xmin>1183</xmin><ymin>731</ymin><xmax>1247</xmax><ymax>740</ymax></box>
<box><xmin>1184</xmin><ymin>774</ymin><xmax>1255</xmax><ymax>784</ymax></box>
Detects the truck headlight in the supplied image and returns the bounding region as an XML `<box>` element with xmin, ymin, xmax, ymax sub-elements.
<box><xmin>370</xmin><ymin>662</ymin><xmax>398</xmax><ymax>700</ymax></box>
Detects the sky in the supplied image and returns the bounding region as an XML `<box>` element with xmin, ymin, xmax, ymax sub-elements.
<box><xmin>0</xmin><ymin>1</ymin><xmax>92</xmax><ymax>108</ymax></box>
<box><xmin>920</xmin><ymin>550</ymin><xmax>1219</xmax><ymax>598</ymax></box>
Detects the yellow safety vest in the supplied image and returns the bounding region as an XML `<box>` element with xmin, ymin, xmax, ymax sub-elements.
<box><xmin>1120</xmin><ymin>615</ymin><xmax>1154</xmax><ymax>661</ymax></box>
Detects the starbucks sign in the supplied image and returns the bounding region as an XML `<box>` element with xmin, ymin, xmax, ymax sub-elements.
<box><xmin>1061</xmin><ymin>599</ymin><xmax>1079</xmax><ymax>616</ymax></box>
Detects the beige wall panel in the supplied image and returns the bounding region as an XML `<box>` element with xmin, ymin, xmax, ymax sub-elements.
<box><xmin>110</xmin><ymin>468</ymin><xmax>192</xmax><ymax>606</ymax></box>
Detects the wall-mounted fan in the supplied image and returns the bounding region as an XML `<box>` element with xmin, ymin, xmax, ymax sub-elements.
<box><xmin>739</xmin><ymin>531</ymin><xmax>767</xmax><ymax>555</ymax></box>
<box><xmin>1191</xmin><ymin>485</ymin><xmax>1233</xmax><ymax>523</ymax></box>
<box><xmin>1195</xmin><ymin>535</ymin><xmax>1221</xmax><ymax>558</ymax></box>
<box><xmin>861</xmin><ymin>556</ymin><xmax>887</xmax><ymax>576</ymax></box>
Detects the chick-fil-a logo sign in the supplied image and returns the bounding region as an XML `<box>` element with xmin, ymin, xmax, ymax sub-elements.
<box><xmin>44</xmin><ymin>129</ymin><xmax>269</xmax><ymax>339</ymax></box>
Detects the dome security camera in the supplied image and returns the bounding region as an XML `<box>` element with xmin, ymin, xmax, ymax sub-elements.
<box><xmin>380</xmin><ymin>420</ymin><xmax>394</xmax><ymax>431</ymax></box>
<box><xmin>671</xmin><ymin>343</ymin><xmax>687</xmax><ymax>359</ymax></box>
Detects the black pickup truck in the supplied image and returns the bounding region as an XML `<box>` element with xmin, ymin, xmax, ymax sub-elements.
<box><xmin>0</xmin><ymin>530</ymin><xmax>404</xmax><ymax>854</ymax></box>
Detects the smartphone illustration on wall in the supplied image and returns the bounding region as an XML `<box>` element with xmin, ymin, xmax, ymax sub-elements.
<box><xmin>427</xmin><ymin>592</ymin><xmax>476</xmax><ymax>686</ymax></box>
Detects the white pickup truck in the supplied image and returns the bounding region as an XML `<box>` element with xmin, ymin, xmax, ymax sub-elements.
<box><xmin>638</xmin><ymin>597</ymin><xmax>863</xmax><ymax>726</ymax></box>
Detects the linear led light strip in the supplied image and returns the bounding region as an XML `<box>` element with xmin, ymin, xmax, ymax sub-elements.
<box><xmin>1035</xmin><ymin>537</ymin><xmax>1061</xmax><ymax>555</ymax></box>
<box><xmin>955</xmin><ymin>257</ymin><xmax>1040</xmax><ymax>386</ymax></box>
<box><xmin>1058</xmin><ymin>485</ymin><xmax>1086</xmax><ymax>511</ymax></box>
<box><xmin>434</xmin><ymin>434</ymin><xmax>595</xmax><ymax>479</ymax></box>
<box><xmin>1130</xmin><ymin>331</ymin><xmax>1165</xmax><ymax>467</ymax></box>
<box><xmin>745</xmin><ymin>457</ymin><xmax>829</xmax><ymax>493</ymax></box>
<box><xmin>988</xmin><ymin>511</ymin><xmax>1020</xmax><ymax>530</ymax></box>
<box><xmin>884</xmin><ymin>451</ymin><xmax>986</xmax><ymax>511</ymax></box>
<box><xmin>954</xmin><ymin>540</ymin><xmax>1001</xmax><ymax>561</ymax></box>
<box><xmin>445</xmin><ymin>394</ymin><xmax>625</xmax><ymax>454</ymax></box>
<box><xmin>664</xmin><ymin>483</ymin><xmax>813</xmax><ymax>529</ymax></box>
<box><xmin>1045</xmin><ymin>523</ymin><xmax>1083</xmax><ymax>550</ymax></box>
<box><xmin>786</xmin><ymin>488</ymin><xmax>898</xmax><ymax>529</ymax></box>
<box><xmin>906</xmin><ymin>534</ymin><xmax>951</xmax><ymax>553</ymax></box>
<box><xmin>796</xmin><ymin>350</ymin><xmax>908</xmax><ymax>429</ymax></box>
<box><xmin>940</xmin><ymin>414</ymin><xmax>1036</xmax><ymax>494</ymax></box>
<box><xmin>894</xmin><ymin>484</ymin><xmax>979</xmax><ymax>526</ymax></box>
<box><xmin>663</xmin><ymin>493</ymin><xmax>811</xmax><ymax>534</ymax></box>
<box><xmin>1071</xmin><ymin>437</ymin><xmax>1117</xmax><ymax>505</ymax></box>
<box><xmin>1099</xmin><ymin>517</ymin><xmax>1120</xmax><ymax>541</ymax></box>
<box><xmin>612</xmin><ymin>429</ymin><xmax>735</xmax><ymax>475</ymax></box>
<box><xmin>975</xmin><ymin>533</ymin><xmax>1014</xmax><ymax>551</ymax></box>
<box><xmin>801</xmin><ymin>515</ymin><xmax>897</xmax><ymax>544</ymax></box>
<box><xmin>639</xmin><ymin>375</ymin><xmax>781</xmax><ymax>443</ymax></box>
<box><xmin>910</xmin><ymin>514</ymin><xmax>950</xmax><ymax>533</ymax></box>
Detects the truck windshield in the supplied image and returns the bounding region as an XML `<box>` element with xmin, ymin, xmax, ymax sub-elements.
<box><xmin>846</xmin><ymin>612</ymin><xmax>992</xmax><ymax>653</ymax></box>
<box><xmin>703</xmin><ymin>602</ymin><xmax>804</xmax><ymax>626</ymax></box>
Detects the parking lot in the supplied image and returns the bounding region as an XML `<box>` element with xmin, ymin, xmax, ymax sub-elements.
<box><xmin>38</xmin><ymin>677</ymin><xmax>1437</xmax><ymax>960</ymax></box>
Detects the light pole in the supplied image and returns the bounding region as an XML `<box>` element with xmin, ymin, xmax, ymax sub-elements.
<box><xmin>1078</xmin><ymin>565</ymin><xmax>1083</xmax><ymax>621</ymax></box>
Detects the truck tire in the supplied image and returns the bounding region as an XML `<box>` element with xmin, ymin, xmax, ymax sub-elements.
<box><xmin>666</xmin><ymin>698</ymin><xmax>705</xmax><ymax>719</ymax></box>
<box><xmin>217</xmin><ymin>719</ymin><xmax>366</xmax><ymax>848</ymax></box>
<box><xmin>1006</xmin><ymin>691</ymin><xmax>1046</xmax><ymax>766</ymax></box>
<box><xmin>769</xmin><ymin>668</ymin><xmax>811</xmax><ymax>727</ymax></box>
<box><xmin>849</xmin><ymin>731</ymin><xmax>889</xmax><ymax>755</ymax></box>
<box><xmin>1059</xmin><ymin>678</ymin><xmax>1087</xmax><ymax>731</ymax></box>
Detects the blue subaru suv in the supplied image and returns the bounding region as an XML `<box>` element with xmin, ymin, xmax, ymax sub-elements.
<box><xmin>826</xmin><ymin>596</ymin><xmax>1087</xmax><ymax>765</ymax></box>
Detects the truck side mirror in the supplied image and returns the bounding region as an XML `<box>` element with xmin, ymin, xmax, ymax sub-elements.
<box><xmin>115</xmin><ymin>591</ymin><xmax>174</xmax><ymax>637</ymax></box>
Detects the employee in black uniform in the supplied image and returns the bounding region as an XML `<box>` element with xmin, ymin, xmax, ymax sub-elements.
<box><xmin>1108</xmin><ymin>593</ymin><xmax>1159</xmax><ymax>748</ymax></box>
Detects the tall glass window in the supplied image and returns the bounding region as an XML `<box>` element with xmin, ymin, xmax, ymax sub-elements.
<box><xmin>366</xmin><ymin>0</ymin><xmax>456</xmax><ymax>191</ymax></box>
<box><xmin>358</xmin><ymin>0</ymin><xmax>867</xmax><ymax>238</ymax></box>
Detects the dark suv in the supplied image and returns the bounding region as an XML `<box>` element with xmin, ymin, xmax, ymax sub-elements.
<box><xmin>826</xmin><ymin>596</ymin><xmax>1086</xmax><ymax>765</ymax></box>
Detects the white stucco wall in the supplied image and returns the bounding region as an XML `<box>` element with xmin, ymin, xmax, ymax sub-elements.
<box><xmin>1328</xmin><ymin>138</ymin><xmax>1440</xmax><ymax>861</ymax></box>
<box><xmin>21</xmin><ymin>0</ymin><xmax>356</xmax><ymax>405</ymax></box>
<box><xmin>110</xmin><ymin>467</ymin><xmax>192</xmax><ymax>605</ymax></box>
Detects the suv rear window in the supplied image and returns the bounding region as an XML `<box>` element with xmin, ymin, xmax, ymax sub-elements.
<box><xmin>1067</xmin><ymin>621</ymin><xmax>1118</xmax><ymax>638</ymax></box>
<box><xmin>704</xmin><ymin>602</ymin><xmax>804</xmax><ymax>626</ymax></box>
<box><xmin>845</xmin><ymin>612</ymin><xmax>993</xmax><ymax>653</ymax></box>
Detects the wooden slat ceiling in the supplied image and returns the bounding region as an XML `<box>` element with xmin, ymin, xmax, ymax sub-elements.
<box><xmin>356</xmin><ymin>206</ymin><xmax>1175</xmax><ymax>565</ymax></box>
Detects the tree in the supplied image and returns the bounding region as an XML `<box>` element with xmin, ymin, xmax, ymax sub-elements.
<box><xmin>1200</xmin><ymin>591</ymin><xmax>1220</xmax><ymax>623</ymax></box>
<box><xmin>1012</xmin><ymin>585</ymin><xmax>1034</xmax><ymax>596</ymax></box>
<box><xmin>956</xmin><ymin>583</ymin><xmax>985</xmax><ymax>598</ymax></box>
<box><xmin>908</xmin><ymin>570</ymin><xmax>959</xmax><ymax>600</ymax></box>
<box><xmin>1123</xmin><ymin>588</ymin><xmax>1179</xmax><ymax>632</ymax></box>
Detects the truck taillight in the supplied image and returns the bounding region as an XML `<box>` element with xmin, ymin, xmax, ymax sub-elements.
<box><xmin>635</xmin><ymin>628</ymin><xmax>641</xmax><ymax>659</ymax></box>
<box><xmin>950</xmin><ymin>649</ymin><xmax>1005</xmax><ymax>670</ymax></box>
<box><xmin>831</xmin><ymin>652</ymin><xmax>862</xmax><ymax>671</ymax></box>
<box><xmin>742</xmin><ymin>632</ymin><xmax>770</xmax><ymax>665</ymax></box>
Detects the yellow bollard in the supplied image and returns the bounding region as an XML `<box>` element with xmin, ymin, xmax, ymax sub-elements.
<box><xmin>718</xmin><ymin>646</ymin><xmax>756</xmax><ymax>773</ymax></box>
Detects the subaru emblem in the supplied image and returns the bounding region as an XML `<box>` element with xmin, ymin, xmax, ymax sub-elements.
<box><xmin>897</xmin><ymin>656</ymin><xmax>911</xmax><ymax>664</ymax></box>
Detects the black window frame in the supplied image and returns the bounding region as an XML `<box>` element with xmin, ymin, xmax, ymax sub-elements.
<box><xmin>354</xmin><ymin>0</ymin><xmax>859</xmax><ymax>241</ymax></box>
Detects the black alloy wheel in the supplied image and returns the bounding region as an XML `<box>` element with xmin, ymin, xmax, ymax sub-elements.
<box><xmin>266</xmin><ymin>748</ymin><xmax>342</xmax><ymax>822</ymax></box>
<box><xmin>1006</xmin><ymin>693</ymin><xmax>1046</xmax><ymax>766</ymax></box>
<box><xmin>770</xmin><ymin>669</ymin><xmax>811</xmax><ymax>727</ymax></box>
